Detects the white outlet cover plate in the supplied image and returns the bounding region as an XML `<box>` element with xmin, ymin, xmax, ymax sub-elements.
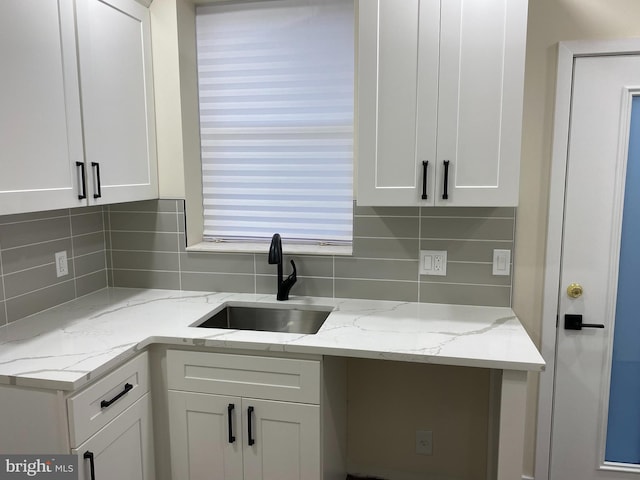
<box><xmin>55</xmin><ymin>251</ymin><xmax>68</xmax><ymax>277</ymax></box>
<box><xmin>419</xmin><ymin>250</ymin><xmax>447</xmax><ymax>276</ymax></box>
<box><xmin>415</xmin><ymin>430</ymin><xmax>433</xmax><ymax>455</ymax></box>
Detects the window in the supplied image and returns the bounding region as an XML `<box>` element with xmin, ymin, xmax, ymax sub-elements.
<box><xmin>195</xmin><ymin>0</ymin><xmax>354</xmax><ymax>248</ymax></box>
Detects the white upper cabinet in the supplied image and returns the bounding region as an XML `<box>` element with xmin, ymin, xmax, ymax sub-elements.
<box><xmin>0</xmin><ymin>0</ymin><xmax>157</xmax><ymax>216</ymax></box>
<box><xmin>76</xmin><ymin>0</ymin><xmax>157</xmax><ymax>205</ymax></box>
<box><xmin>0</xmin><ymin>0</ymin><xmax>85</xmax><ymax>214</ymax></box>
<box><xmin>357</xmin><ymin>0</ymin><xmax>528</xmax><ymax>207</ymax></box>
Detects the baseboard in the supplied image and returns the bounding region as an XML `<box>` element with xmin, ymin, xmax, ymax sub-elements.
<box><xmin>346</xmin><ymin>463</ymin><xmax>535</xmax><ymax>480</ymax></box>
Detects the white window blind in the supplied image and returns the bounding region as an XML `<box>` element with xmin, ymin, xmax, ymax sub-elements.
<box><xmin>196</xmin><ymin>0</ymin><xmax>354</xmax><ymax>245</ymax></box>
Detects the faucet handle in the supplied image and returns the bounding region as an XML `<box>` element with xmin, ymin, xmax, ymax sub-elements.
<box><xmin>288</xmin><ymin>259</ymin><xmax>297</xmax><ymax>281</ymax></box>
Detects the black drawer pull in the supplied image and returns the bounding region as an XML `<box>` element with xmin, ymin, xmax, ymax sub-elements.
<box><xmin>421</xmin><ymin>161</ymin><xmax>429</xmax><ymax>200</ymax></box>
<box><xmin>76</xmin><ymin>162</ymin><xmax>86</xmax><ymax>200</ymax></box>
<box><xmin>247</xmin><ymin>406</ymin><xmax>255</xmax><ymax>446</ymax></box>
<box><xmin>100</xmin><ymin>383</ymin><xmax>133</xmax><ymax>409</ymax></box>
<box><xmin>228</xmin><ymin>403</ymin><xmax>236</xmax><ymax>443</ymax></box>
<box><xmin>83</xmin><ymin>451</ymin><xmax>96</xmax><ymax>480</ymax></box>
<box><xmin>91</xmin><ymin>162</ymin><xmax>102</xmax><ymax>199</ymax></box>
<box><xmin>442</xmin><ymin>160</ymin><xmax>450</xmax><ymax>200</ymax></box>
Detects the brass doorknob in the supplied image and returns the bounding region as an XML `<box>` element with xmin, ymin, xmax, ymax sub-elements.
<box><xmin>567</xmin><ymin>283</ymin><xmax>583</xmax><ymax>298</ymax></box>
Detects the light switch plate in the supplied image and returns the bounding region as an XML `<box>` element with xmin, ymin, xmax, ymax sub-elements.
<box><xmin>419</xmin><ymin>250</ymin><xmax>447</xmax><ymax>276</ymax></box>
<box><xmin>492</xmin><ymin>249</ymin><xmax>511</xmax><ymax>276</ymax></box>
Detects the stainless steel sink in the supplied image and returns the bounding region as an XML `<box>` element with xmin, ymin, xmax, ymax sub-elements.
<box><xmin>193</xmin><ymin>305</ymin><xmax>331</xmax><ymax>334</ymax></box>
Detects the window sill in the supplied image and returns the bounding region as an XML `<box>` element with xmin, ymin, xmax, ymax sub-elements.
<box><xmin>186</xmin><ymin>241</ymin><xmax>352</xmax><ymax>257</ymax></box>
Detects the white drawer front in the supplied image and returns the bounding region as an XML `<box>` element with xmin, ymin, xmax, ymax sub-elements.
<box><xmin>68</xmin><ymin>351</ymin><xmax>149</xmax><ymax>447</ymax></box>
<box><xmin>167</xmin><ymin>350</ymin><xmax>320</xmax><ymax>404</ymax></box>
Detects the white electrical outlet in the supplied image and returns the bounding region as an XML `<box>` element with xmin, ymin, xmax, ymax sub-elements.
<box><xmin>55</xmin><ymin>251</ymin><xmax>68</xmax><ymax>277</ymax></box>
<box><xmin>419</xmin><ymin>250</ymin><xmax>447</xmax><ymax>276</ymax></box>
<box><xmin>415</xmin><ymin>430</ymin><xmax>433</xmax><ymax>455</ymax></box>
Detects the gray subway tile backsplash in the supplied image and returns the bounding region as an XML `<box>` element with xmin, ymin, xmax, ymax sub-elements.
<box><xmin>0</xmin><ymin>206</ymin><xmax>107</xmax><ymax>324</ymax></box>
<box><xmin>420</xmin><ymin>216</ymin><xmax>514</xmax><ymax>241</ymax></box>
<box><xmin>111</xmin><ymin>269</ymin><xmax>181</xmax><ymax>290</ymax></box>
<box><xmin>70</xmin><ymin>211</ymin><xmax>104</xmax><ymax>236</ymax></box>
<box><xmin>419</xmin><ymin>283</ymin><xmax>512</xmax><ymax>307</ymax></box>
<box><xmin>335</xmin><ymin>278</ymin><xmax>419</xmax><ymax>303</ymax></box>
<box><xmin>181</xmin><ymin>271</ymin><xmax>255</xmax><ymax>293</ymax></box>
<box><xmin>111</xmin><ymin>250</ymin><xmax>180</xmax><ymax>272</ymax></box>
<box><xmin>335</xmin><ymin>257</ymin><xmax>418</xmax><ymax>282</ymax></box>
<box><xmin>353</xmin><ymin>215</ymin><xmax>419</xmax><ymax>238</ymax></box>
<box><xmin>4</xmin><ymin>262</ymin><xmax>76</xmax><ymax>299</ymax></box>
<box><xmin>109</xmin><ymin>211</ymin><xmax>179</xmax><ymax>233</ymax></box>
<box><xmin>74</xmin><ymin>251</ymin><xmax>107</xmax><ymax>277</ymax></box>
<box><xmin>1</xmin><ymin>238</ymin><xmax>73</xmax><ymax>274</ymax></box>
<box><xmin>6</xmin><ymin>281</ymin><xmax>76</xmax><ymax>323</ymax></box>
<box><xmin>109</xmin><ymin>231</ymin><xmax>180</xmax><ymax>252</ymax></box>
<box><xmin>180</xmin><ymin>252</ymin><xmax>255</xmax><ymax>274</ymax></box>
<box><xmin>74</xmin><ymin>232</ymin><xmax>107</xmax><ymax>257</ymax></box>
<box><xmin>0</xmin><ymin>216</ymin><xmax>71</xmax><ymax>249</ymax></box>
<box><xmin>104</xmin><ymin>200</ymin><xmax>515</xmax><ymax>307</ymax></box>
<box><xmin>0</xmin><ymin>200</ymin><xmax>516</xmax><ymax>324</ymax></box>
<box><xmin>76</xmin><ymin>271</ymin><xmax>108</xmax><ymax>298</ymax></box>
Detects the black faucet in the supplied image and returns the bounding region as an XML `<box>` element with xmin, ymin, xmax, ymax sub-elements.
<box><xmin>268</xmin><ymin>233</ymin><xmax>297</xmax><ymax>301</ymax></box>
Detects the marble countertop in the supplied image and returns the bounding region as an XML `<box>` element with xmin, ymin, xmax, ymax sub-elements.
<box><xmin>0</xmin><ymin>288</ymin><xmax>545</xmax><ymax>391</ymax></box>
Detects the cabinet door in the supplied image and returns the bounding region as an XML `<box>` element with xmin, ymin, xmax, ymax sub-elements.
<box><xmin>75</xmin><ymin>0</ymin><xmax>157</xmax><ymax>205</ymax></box>
<box><xmin>242</xmin><ymin>398</ymin><xmax>320</xmax><ymax>480</ymax></box>
<box><xmin>357</xmin><ymin>0</ymin><xmax>440</xmax><ymax>206</ymax></box>
<box><xmin>73</xmin><ymin>394</ymin><xmax>154</xmax><ymax>480</ymax></box>
<box><xmin>436</xmin><ymin>0</ymin><xmax>527</xmax><ymax>206</ymax></box>
<box><xmin>0</xmin><ymin>0</ymin><xmax>85</xmax><ymax>215</ymax></box>
<box><xmin>168</xmin><ymin>391</ymin><xmax>243</xmax><ymax>480</ymax></box>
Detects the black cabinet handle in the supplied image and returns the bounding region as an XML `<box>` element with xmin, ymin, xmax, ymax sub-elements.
<box><xmin>83</xmin><ymin>451</ymin><xmax>96</xmax><ymax>480</ymax></box>
<box><xmin>247</xmin><ymin>406</ymin><xmax>255</xmax><ymax>446</ymax></box>
<box><xmin>76</xmin><ymin>162</ymin><xmax>86</xmax><ymax>200</ymax></box>
<box><xmin>91</xmin><ymin>162</ymin><xmax>102</xmax><ymax>199</ymax></box>
<box><xmin>228</xmin><ymin>403</ymin><xmax>236</xmax><ymax>443</ymax></box>
<box><xmin>564</xmin><ymin>314</ymin><xmax>605</xmax><ymax>330</ymax></box>
<box><xmin>421</xmin><ymin>161</ymin><xmax>429</xmax><ymax>200</ymax></box>
<box><xmin>100</xmin><ymin>383</ymin><xmax>133</xmax><ymax>409</ymax></box>
<box><xmin>442</xmin><ymin>160</ymin><xmax>450</xmax><ymax>200</ymax></box>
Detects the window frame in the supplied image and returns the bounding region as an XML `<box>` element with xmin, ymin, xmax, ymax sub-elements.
<box><xmin>174</xmin><ymin>0</ymin><xmax>356</xmax><ymax>256</ymax></box>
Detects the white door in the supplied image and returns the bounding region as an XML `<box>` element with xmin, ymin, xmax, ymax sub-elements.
<box><xmin>242</xmin><ymin>398</ymin><xmax>321</xmax><ymax>480</ymax></box>
<box><xmin>168</xmin><ymin>390</ymin><xmax>243</xmax><ymax>480</ymax></box>
<box><xmin>551</xmin><ymin>55</ymin><xmax>640</xmax><ymax>479</ymax></box>
<box><xmin>75</xmin><ymin>0</ymin><xmax>157</xmax><ymax>205</ymax></box>
<box><xmin>74</xmin><ymin>394</ymin><xmax>154</xmax><ymax>480</ymax></box>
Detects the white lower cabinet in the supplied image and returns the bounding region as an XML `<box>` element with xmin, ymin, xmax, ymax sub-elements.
<box><xmin>166</xmin><ymin>349</ymin><xmax>336</xmax><ymax>480</ymax></box>
<box><xmin>73</xmin><ymin>394</ymin><xmax>155</xmax><ymax>480</ymax></box>
<box><xmin>68</xmin><ymin>352</ymin><xmax>155</xmax><ymax>480</ymax></box>
<box><xmin>169</xmin><ymin>391</ymin><xmax>320</xmax><ymax>480</ymax></box>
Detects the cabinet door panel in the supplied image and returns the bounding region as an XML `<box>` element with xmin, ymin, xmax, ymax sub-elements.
<box><xmin>242</xmin><ymin>398</ymin><xmax>320</xmax><ymax>480</ymax></box>
<box><xmin>73</xmin><ymin>394</ymin><xmax>154</xmax><ymax>480</ymax></box>
<box><xmin>357</xmin><ymin>0</ymin><xmax>439</xmax><ymax>206</ymax></box>
<box><xmin>168</xmin><ymin>391</ymin><xmax>243</xmax><ymax>480</ymax></box>
<box><xmin>437</xmin><ymin>0</ymin><xmax>527</xmax><ymax>206</ymax></box>
<box><xmin>76</xmin><ymin>0</ymin><xmax>157</xmax><ymax>204</ymax></box>
<box><xmin>0</xmin><ymin>0</ymin><xmax>84</xmax><ymax>214</ymax></box>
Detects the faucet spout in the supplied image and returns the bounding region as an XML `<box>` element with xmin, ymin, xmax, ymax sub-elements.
<box><xmin>268</xmin><ymin>233</ymin><xmax>297</xmax><ymax>301</ymax></box>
